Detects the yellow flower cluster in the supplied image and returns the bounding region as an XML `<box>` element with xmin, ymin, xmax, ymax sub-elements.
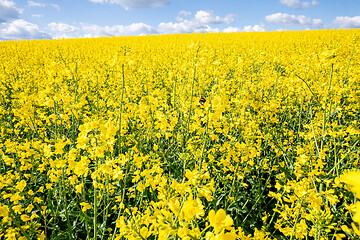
<box><xmin>340</xmin><ymin>171</ymin><xmax>360</xmax><ymax>237</ymax></box>
<box><xmin>0</xmin><ymin>29</ymin><xmax>359</xmax><ymax>239</ymax></box>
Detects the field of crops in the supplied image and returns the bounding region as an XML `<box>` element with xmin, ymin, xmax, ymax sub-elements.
<box><xmin>0</xmin><ymin>29</ymin><xmax>360</xmax><ymax>239</ymax></box>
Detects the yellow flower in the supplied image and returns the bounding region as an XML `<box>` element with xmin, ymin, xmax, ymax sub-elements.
<box><xmin>80</xmin><ymin>202</ymin><xmax>92</xmax><ymax>212</ymax></box>
<box><xmin>20</xmin><ymin>214</ymin><xmax>31</xmax><ymax>222</ymax></box>
<box><xmin>139</xmin><ymin>226</ymin><xmax>151</xmax><ymax>239</ymax></box>
<box><xmin>181</xmin><ymin>197</ymin><xmax>205</xmax><ymax>221</ymax></box>
<box><xmin>34</xmin><ymin>197</ymin><xmax>43</xmax><ymax>204</ymax></box>
<box><xmin>208</xmin><ymin>209</ymin><xmax>233</xmax><ymax>234</ymax></box>
<box><xmin>12</xmin><ymin>204</ymin><xmax>23</xmax><ymax>214</ymax></box>
<box><xmin>168</xmin><ymin>198</ymin><xmax>180</xmax><ymax>216</ymax></box>
<box><xmin>341</xmin><ymin>170</ymin><xmax>360</xmax><ymax>199</ymax></box>
<box><xmin>4</xmin><ymin>229</ymin><xmax>17</xmax><ymax>240</ymax></box>
<box><xmin>26</xmin><ymin>204</ymin><xmax>34</xmax><ymax>213</ymax></box>
<box><xmin>205</xmin><ymin>230</ymin><xmax>237</xmax><ymax>240</ymax></box>
<box><xmin>54</xmin><ymin>138</ymin><xmax>69</xmax><ymax>155</ymax></box>
<box><xmin>217</xmin><ymin>231</ymin><xmax>238</xmax><ymax>240</ymax></box>
<box><xmin>10</xmin><ymin>192</ymin><xmax>24</xmax><ymax>204</ymax></box>
<box><xmin>30</xmin><ymin>212</ymin><xmax>39</xmax><ymax>220</ymax></box>
<box><xmin>178</xmin><ymin>227</ymin><xmax>190</xmax><ymax>239</ymax></box>
<box><xmin>73</xmin><ymin>156</ymin><xmax>90</xmax><ymax>177</ymax></box>
<box><xmin>0</xmin><ymin>204</ymin><xmax>9</xmax><ymax>218</ymax></box>
<box><xmin>354</xmin><ymin>202</ymin><xmax>360</xmax><ymax>224</ymax></box>
<box><xmin>37</xmin><ymin>231</ymin><xmax>46</xmax><ymax>240</ymax></box>
<box><xmin>15</xmin><ymin>180</ymin><xmax>27</xmax><ymax>192</ymax></box>
<box><xmin>75</xmin><ymin>183</ymin><xmax>84</xmax><ymax>194</ymax></box>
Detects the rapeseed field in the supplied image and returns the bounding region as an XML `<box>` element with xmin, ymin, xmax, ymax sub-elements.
<box><xmin>0</xmin><ymin>29</ymin><xmax>360</xmax><ymax>239</ymax></box>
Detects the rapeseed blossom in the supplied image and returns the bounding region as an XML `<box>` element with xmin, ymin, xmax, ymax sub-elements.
<box><xmin>341</xmin><ymin>170</ymin><xmax>360</xmax><ymax>236</ymax></box>
<box><xmin>341</xmin><ymin>171</ymin><xmax>360</xmax><ymax>199</ymax></box>
<box><xmin>181</xmin><ymin>196</ymin><xmax>205</xmax><ymax>221</ymax></box>
<box><xmin>0</xmin><ymin>29</ymin><xmax>359</xmax><ymax>239</ymax></box>
<box><xmin>209</xmin><ymin>209</ymin><xmax>233</xmax><ymax>234</ymax></box>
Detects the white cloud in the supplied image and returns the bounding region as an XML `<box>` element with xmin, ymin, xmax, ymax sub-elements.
<box><xmin>223</xmin><ymin>24</ymin><xmax>266</xmax><ymax>33</ymax></box>
<box><xmin>266</xmin><ymin>13</ymin><xmax>323</xmax><ymax>28</ymax></box>
<box><xmin>333</xmin><ymin>16</ymin><xmax>360</xmax><ymax>28</ymax></box>
<box><xmin>0</xmin><ymin>0</ymin><xmax>50</xmax><ymax>40</ymax></box>
<box><xmin>194</xmin><ymin>10</ymin><xmax>235</xmax><ymax>24</ymax></box>
<box><xmin>311</xmin><ymin>0</ymin><xmax>319</xmax><ymax>6</ymax></box>
<box><xmin>0</xmin><ymin>19</ymin><xmax>50</xmax><ymax>40</ymax></box>
<box><xmin>158</xmin><ymin>20</ymin><xmax>220</xmax><ymax>34</ymax></box>
<box><xmin>28</xmin><ymin>1</ymin><xmax>45</xmax><ymax>7</ymax></box>
<box><xmin>31</xmin><ymin>14</ymin><xmax>43</xmax><ymax>18</ymax></box>
<box><xmin>0</xmin><ymin>0</ymin><xmax>22</xmax><ymax>22</ymax></box>
<box><xmin>79</xmin><ymin>10</ymin><xmax>236</xmax><ymax>36</ymax></box>
<box><xmin>279</xmin><ymin>0</ymin><xmax>318</xmax><ymax>9</ymax></box>
<box><xmin>54</xmin><ymin>10</ymin><xmax>233</xmax><ymax>37</ymax></box>
<box><xmin>28</xmin><ymin>1</ymin><xmax>60</xmax><ymax>9</ymax></box>
<box><xmin>158</xmin><ymin>10</ymin><xmax>235</xmax><ymax>34</ymax></box>
<box><xmin>48</xmin><ymin>22</ymin><xmax>78</xmax><ymax>33</ymax></box>
<box><xmin>89</xmin><ymin>0</ymin><xmax>169</xmax><ymax>9</ymax></box>
<box><xmin>222</xmin><ymin>26</ymin><xmax>240</xmax><ymax>33</ymax></box>
<box><xmin>81</xmin><ymin>22</ymin><xmax>156</xmax><ymax>37</ymax></box>
<box><xmin>50</xmin><ymin>3</ymin><xmax>60</xmax><ymax>10</ymax></box>
<box><xmin>0</xmin><ymin>7</ymin><xmax>239</xmax><ymax>40</ymax></box>
<box><xmin>178</xmin><ymin>10</ymin><xmax>191</xmax><ymax>17</ymax></box>
<box><xmin>176</xmin><ymin>10</ymin><xmax>191</xmax><ymax>21</ymax></box>
<box><xmin>158</xmin><ymin>21</ymin><xmax>191</xmax><ymax>34</ymax></box>
<box><xmin>242</xmin><ymin>24</ymin><xmax>266</xmax><ymax>32</ymax></box>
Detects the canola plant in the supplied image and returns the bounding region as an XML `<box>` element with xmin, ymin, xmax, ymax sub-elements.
<box><xmin>0</xmin><ymin>29</ymin><xmax>360</xmax><ymax>239</ymax></box>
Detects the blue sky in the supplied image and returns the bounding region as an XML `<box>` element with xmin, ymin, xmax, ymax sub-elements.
<box><xmin>0</xmin><ymin>0</ymin><xmax>359</xmax><ymax>40</ymax></box>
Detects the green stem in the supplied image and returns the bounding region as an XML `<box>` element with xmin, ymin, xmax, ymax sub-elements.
<box><xmin>309</xmin><ymin>106</ymin><xmax>320</xmax><ymax>156</ymax></box>
<box><xmin>321</xmin><ymin>63</ymin><xmax>333</xmax><ymax>151</ymax></box>
<box><xmin>290</xmin><ymin>197</ymin><xmax>305</xmax><ymax>240</ymax></box>
<box><xmin>172</xmin><ymin>193</ymin><xmax>188</xmax><ymax>227</ymax></box>
<box><xmin>242</xmin><ymin>176</ymin><xmax>271</xmax><ymax>224</ymax></box>
<box><xmin>296</xmin><ymin>74</ymin><xmax>322</xmax><ymax>107</ymax></box>
<box><xmin>297</xmin><ymin>101</ymin><xmax>303</xmax><ymax>136</ymax></box>
<box><xmin>173</xmin><ymin>76</ymin><xmax>177</xmax><ymax>109</ymax></box>
<box><xmin>199</xmin><ymin>225</ymin><xmax>212</xmax><ymax>238</ymax></box>
<box><xmin>100</xmin><ymin>176</ymin><xmax>110</xmax><ymax>240</ymax></box>
<box><xmin>334</xmin><ymin>137</ymin><xmax>338</xmax><ymax>177</ymax></box>
<box><xmin>225</xmin><ymin>159</ymin><xmax>240</xmax><ymax>211</ymax></box>
<box><xmin>328</xmin><ymin>139</ymin><xmax>359</xmax><ymax>175</ymax></box>
<box><xmin>185</xmin><ymin>44</ymin><xmax>201</xmax><ymax>145</ymax></box>
<box><xmin>53</xmin><ymin>99</ymin><xmax>58</xmax><ymax>142</ymax></box>
<box><xmin>62</xmin><ymin>168</ymin><xmax>73</xmax><ymax>238</ymax></box>
<box><xmin>198</xmin><ymin>101</ymin><xmax>210</xmax><ymax>173</ymax></box>
<box><xmin>94</xmin><ymin>158</ymin><xmax>99</xmax><ymax>239</ymax></box>
<box><xmin>111</xmin><ymin>161</ymin><xmax>130</xmax><ymax>240</ymax></box>
<box><xmin>273</xmin><ymin>73</ymin><xmax>279</xmax><ymax>97</ymax></box>
<box><xmin>117</xmin><ymin>62</ymin><xmax>125</xmax><ymax>156</ymax></box>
